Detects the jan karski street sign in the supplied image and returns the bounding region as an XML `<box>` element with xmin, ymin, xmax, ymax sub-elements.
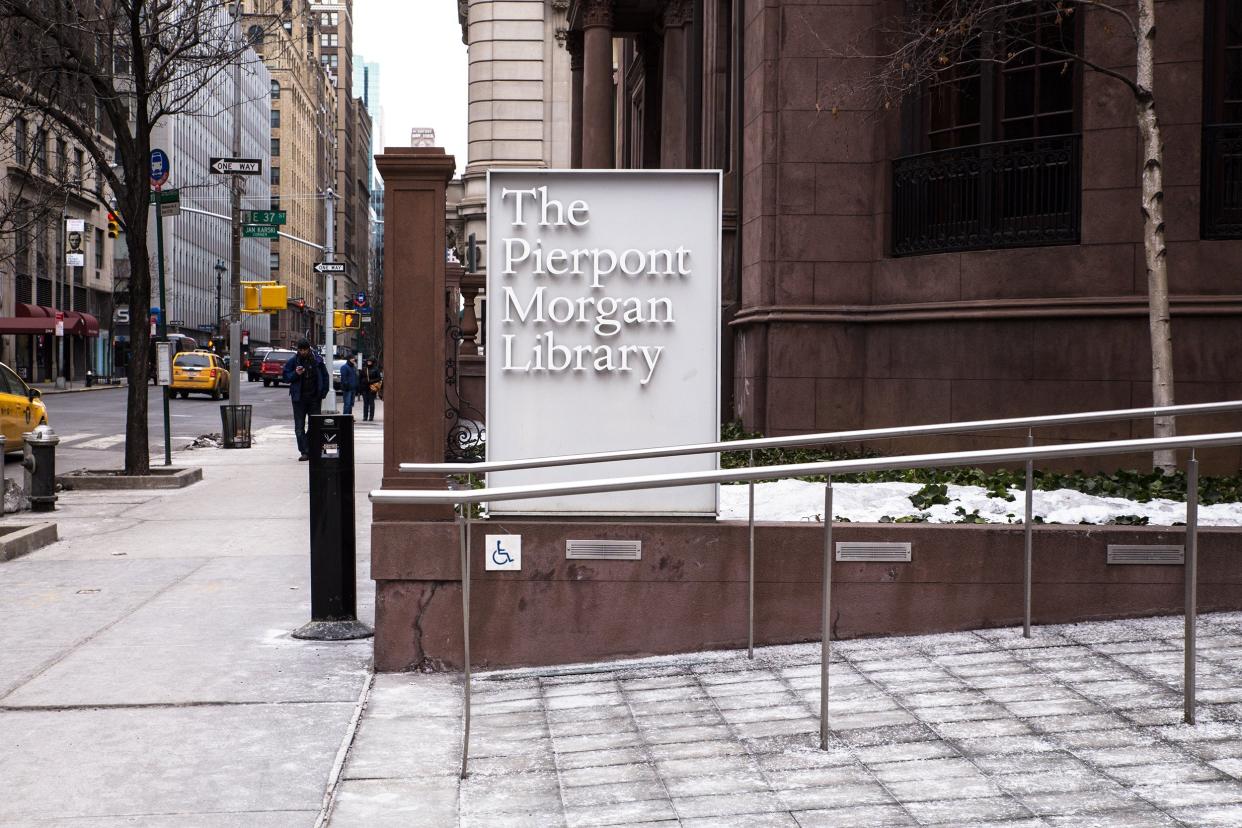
<box><xmin>243</xmin><ymin>225</ymin><xmax>279</xmax><ymax>239</ymax></box>
<box><xmin>313</xmin><ymin>262</ymin><xmax>346</xmax><ymax>274</ymax></box>
<box><xmin>209</xmin><ymin>157</ymin><xmax>262</xmax><ymax>175</ymax></box>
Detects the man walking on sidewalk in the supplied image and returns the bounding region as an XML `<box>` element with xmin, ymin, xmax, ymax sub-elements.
<box><xmin>282</xmin><ymin>339</ymin><xmax>330</xmax><ymax>461</ymax></box>
<box><xmin>340</xmin><ymin>354</ymin><xmax>359</xmax><ymax>416</ymax></box>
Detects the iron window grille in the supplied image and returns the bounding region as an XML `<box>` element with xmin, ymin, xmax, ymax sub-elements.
<box><xmin>1203</xmin><ymin>124</ymin><xmax>1242</xmax><ymax>239</ymax></box>
<box><xmin>892</xmin><ymin>133</ymin><xmax>1081</xmax><ymax>256</ymax></box>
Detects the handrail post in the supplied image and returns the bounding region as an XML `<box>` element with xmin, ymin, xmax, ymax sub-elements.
<box><xmin>1185</xmin><ymin>451</ymin><xmax>1199</xmax><ymax>725</ymax></box>
<box><xmin>820</xmin><ymin>476</ymin><xmax>833</xmax><ymax>750</ymax></box>
<box><xmin>748</xmin><ymin>449</ymin><xmax>755</xmax><ymax>659</ymax></box>
<box><xmin>459</xmin><ymin>483</ymin><xmax>473</xmax><ymax>778</ymax></box>
<box><xmin>1024</xmin><ymin>429</ymin><xmax>1034</xmax><ymax>638</ymax></box>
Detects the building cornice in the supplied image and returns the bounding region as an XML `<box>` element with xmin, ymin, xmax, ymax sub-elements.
<box><xmin>730</xmin><ymin>295</ymin><xmax>1242</xmax><ymax>327</ymax></box>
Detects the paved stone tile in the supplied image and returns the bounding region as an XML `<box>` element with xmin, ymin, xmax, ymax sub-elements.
<box><xmin>547</xmin><ymin>704</ymin><xmax>630</xmax><ymax>724</ymax></box>
<box><xmin>1210</xmin><ymin>757</ymin><xmax>1242</xmax><ymax>778</ymax></box>
<box><xmin>1104</xmin><ymin>761</ymin><xmax>1225</xmax><ymax>785</ymax></box>
<box><xmin>658</xmin><ymin>754</ymin><xmax>757</xmax><ymax>779</ymax></box>
<box><xmin>554</xmin><ymin>730</ymin><xmax>644</xmax><ymax>753</ymax></box>
<box><xmin>956</xmin><ymin>734</ymin><xmax>1059</xmax><ymax>756</ymax></box>
<box><xmin>660</xmin><ymin>766</ymin><xmax>772</xmax><ymax>798</ymax></box>
<box><xmin>681</xmin><ymin>814</ymin><xmax>800</xmax><ymax>827</ymax></box>
<box><xmin>1078</xmin><ymin>744</ymin><xmax>1184</xmax><ymax>766</ymax></box>
<box><xmin>733</xmin><ymin>718</ymin><xmax>819</xmax><ymax>740</ymax></box>
<box><xmin>935</xmin><ymin>718</ymin><xmax>1034</xmax><ymax>739</ymax></box>
<box><xmin>559</xmin><ymin>780</ymin><xmax>669</xmax><ymax>807</ymax></box>
<box><xmin>899</xmin><ymin>795</ymin><xmax>1032</xmax><ymax>824</ymax></box>
<box><xmin>672</xmin><ymin>791</ymin><xmax>788</xmax><ymax>819</ymax></box>
<box><xmin>884</xmin><ymin>776</ymin><xmax>1003</xmax><ymax>802</ymax></box>
<box><xmin>754</xmin><ymin>748</ymin><xmax>857</xmax><ymax>773</ymax></box>
<box><xmin>1168</xmin><ymin>803</ymin><xmax>1242</xmax><ymax>826</ymax></box>
<box><xmin>837</xmin><ymin>723</ymin><xmax>938</xmax><ymax>747</ymax></box>
<box><xmin>764</xmin><ymin>766</ymin><xmax>871</xmax><ymax>789</ymax></box>
<box><xmin>331</xmin><ymin>778</ymin><xmax>458</xmax><ymax>827</ymax></box>
<box><xmin>971</xmin><ymin>752</ymin><xmax>1084</xmax><ymax>776</ymax></box>
<box><xmin>992</xmin><ymin>767</ymin><xmax>1113</xmax><ymax>796</ymax></box>
<box><xmin>466</xmin><ymin>752</ymin><xmax>558</xmax><ymax>776</ymax></box>
<box><xmin>458</xmin><ymin>772</ymin><xmax>562</xmax><ymax>817</ymax></box>
<box><xmin>648</xmin><ymin>739</ymin><xmax>749</xmax><ymax>762</ymax></box>
<box><xmin>1015</xmin><ymin>788</ymin><xmax>1145</xmax><ymax>816</ymax></box>
<box><xmin>558</xmin><ymin>762</ymin><xmax>658</xmax><ymax>788</ymax></box>
<box><xmin>1049</xmin><ymin>728</ymin><xmax>1152</xmax><ymax>750</ymax></box>
<box><xmin>637</xmin><ymin>710</ymin><xmax>725</xmax><ymax>730</ymax></box>
<box><xmin>1132</xmin><ymin>780</ymin><xmax>1242</xmax><ymax>808</ymax></box>
<box><xmin>868</xmin><ymin>757</ymin><xmax>982</xmax><ymax>783</ymax></box>
<box><xmin>853</xmin><ymin>740</ymin><xmax>960</xmax><ymax>765</ymax></box>
<box><xmin>775</xmin><ymin>783</ymin><xmax>891</xmax><ymax>810</ymax></box>
<box><xmin>631</xmin><ymin>698</ymin><xmax>718</xmax><ymax>716</ymax></box>
<box><xmin>786</xmin><ymin>803</ymin><xmax>915</xmax><ymax>826</ymax></box>
<box><xmin>563</xmin><ymin>798</ymin><xmax>677</xmax><ymax>827</ymax></box>
<box><xmin>556</xmin><ymin>747</ymin><xmax>647</xmax><ymax>770</ymax></box>
<box><xmin>1044</xmin><ymin>810</ymin><xmax>1179</xmax><ymax>827</ymax></box>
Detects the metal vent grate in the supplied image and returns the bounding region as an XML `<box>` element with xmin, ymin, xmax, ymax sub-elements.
<box><xmin>836</xmin><ymin>542</ymin><xmax>912</xmax><ymax>563</ymax></box>
<box><xmin>1107</xmin><ymin>544</ymin><xmax>1184</xmax><ymax>565</ymax></box>
<box><xmin>566</xmin><ymin>539</ymin><xmax>642</xmax><ymax>560</ymax></box>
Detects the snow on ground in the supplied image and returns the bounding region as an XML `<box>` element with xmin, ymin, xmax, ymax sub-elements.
<box><xmin>717</xmin><ymin>479</ymin><xmax>1242</xmax><ymax>526</ymax></box>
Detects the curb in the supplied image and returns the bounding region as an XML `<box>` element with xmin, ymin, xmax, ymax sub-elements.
<box><xmin>57</xmin><ymin>466</ymin><xmax>203</xmax><ymax>490</ymax></box>
<box><xmin>0</xmin><ymin>521</ymin><xmax>58</xmax><ymax>562</ymax></box>
<box><xmin>33</xmin><ymin>383</ymin><xmax>127</xmax><ymax>396</ymax></box>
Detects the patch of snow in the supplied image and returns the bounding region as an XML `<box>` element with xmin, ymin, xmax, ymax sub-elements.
<box><xmin>716</xmin><ymin>480</ymin><xmax>1242</xmax><ymax>526</ymax></box>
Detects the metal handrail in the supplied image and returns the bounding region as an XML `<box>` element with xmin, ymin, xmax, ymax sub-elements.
<box><xmin>371</xmin><ymin>430</ymin><xmax>1240</xmax><ymax>777</ymax></box>
<box><xmin>399</xmin><ymin>399</ymin><xmax>1242</xmax><ymax>475</ymax></box>
<box><xmin>381</xmin><ymin>431</ymin><xmax>1242</xmax><ymax>505</ymax></box>
<box><xmin>403</xmin><ymin>398</ymin><xmax>1242</xmax><ymax>663</ymax></box>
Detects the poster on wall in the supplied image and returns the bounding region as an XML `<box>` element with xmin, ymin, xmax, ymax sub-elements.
<box><xmin>486</xmin><ymin>170</ymin><xmax>722</xmax><ymax>516</ymax></box>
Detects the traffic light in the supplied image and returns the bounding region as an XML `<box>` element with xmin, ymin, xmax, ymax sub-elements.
<box><xmin>333</xmin><ymin>309</ymin><xmax>360</xmax><ymax>330</ymax></box>
<box><xmin>106</xmin><ymin>211</ymin><xmax>121</xmax><ymax>238</ymax></box>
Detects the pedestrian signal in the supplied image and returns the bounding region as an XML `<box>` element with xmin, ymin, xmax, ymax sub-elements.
<box><xmin>106</xmin><ymin>211</ymin><xmax>121</xmax><ymax>238</ymax></box>
<box><xmin>333</xmin><ymin>309</ymin><xmax>360</xmax><ymax>330</ymax></box>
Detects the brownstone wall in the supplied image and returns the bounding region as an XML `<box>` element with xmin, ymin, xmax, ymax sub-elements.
<box><xmin>734</xmin><ymin>0</ymin><xmax>1242</xmax><ymax>472</ymax></box>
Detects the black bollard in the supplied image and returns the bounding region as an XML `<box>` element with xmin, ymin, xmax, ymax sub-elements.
<box><xmin>292</xmin><ymin>413</ymin><xmax>373</xmax><ymax>640</ymax></box>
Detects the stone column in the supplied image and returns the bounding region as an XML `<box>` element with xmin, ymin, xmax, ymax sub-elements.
<box><xmin>371</xmin><ymin>146</ymin><xmax>457</xmax><ymax>513</ymax></box>
<box><xmin>581</xmin><ymin>0</ymin><xmax>614</xmax><ymax>169</ymax></box>
<box><xmin>569</xmin><ymin>30</ymin><xmax>584</xmax><ymax>169</ymax></box>
<box><xmin>660</xmin><ymin>0</ymin><xmax>693</xmax><ymax>168</ymax></box>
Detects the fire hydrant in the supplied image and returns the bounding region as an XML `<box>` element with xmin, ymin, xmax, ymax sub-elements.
<box><xmin>85</xmin><ymin>370</ymin><xmax>95</xmax><ymax>387</ymax></box>
<box><xmin>22</xmin><ymin>425</ymin><xmax>59</xmax><ymax>513</ymax></box>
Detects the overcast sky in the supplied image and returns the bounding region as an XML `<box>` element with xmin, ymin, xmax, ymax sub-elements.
<box><xmin>354</xmin><ymin>1</ymin><xmax>469</xmax><ymax>175</ymax></box>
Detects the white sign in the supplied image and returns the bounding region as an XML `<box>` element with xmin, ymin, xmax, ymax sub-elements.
<box><xmin>486</xmin><ymin>170</ymin><xmax>721</xmax><ymax>516</ymax></box>
<box><xmin>65</xmin><ymin>219</ymin><xmax>85</xmax><ymax>267</ymax></box>
<box><xmin>155</xmin><ymin>341</ymin><xmax>172</xmax><ymax>386</ymax></box>
<box><xmin>485</xmin><ymin>535</ymin><xmax>522</xmax><ymax>571</ymax></box>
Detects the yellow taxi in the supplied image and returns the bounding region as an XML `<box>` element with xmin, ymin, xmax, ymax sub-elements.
<box><xmin>171</xmin><ymin>351</ymin><xmax>230</xmax><ymax>400</ymax></box>
<box><xmin>0</xmin><ymin>361</ymin><xmax>48</xmax><ymax>450</ymax></box>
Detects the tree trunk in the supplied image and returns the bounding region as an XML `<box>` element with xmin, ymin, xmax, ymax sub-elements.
<box><xmin>1136</xmin><ymin>0</ymin><xmax>1175</xmax><ymax>473</ymax></box>
<box><xmin>122</xmin><ymin>182</ymin><xmax>152</xmax><ymax>476</ymax></box>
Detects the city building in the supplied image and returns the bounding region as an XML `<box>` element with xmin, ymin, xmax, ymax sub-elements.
<box><xmin>146</xmin><ymin>36</ymin><xmax>273</xmax><ymax>351</ymax></box>
<box><xmin>310</xmin><ymin>0</ymin><xmax>370</xmax><ymax>354</ymax></box>
<box><xmin>354</xmin><ymin>55</ymin><xmax>383</xmax><ymax>349</ymax></box>
<box><xmin>0</xmin><ymin>116</ymin><xmax>117</xmax><ymax>382</ymax></box>
<box><xmin>453</xmin><ymin>0</ymin><xmax>573</xmax><ymax>276</ymax></box>
<box><xmin>246</xmin><ymin>0</ymin><xmax>339</xmax><ymax>348</ymax></box>
<box><xmin>546</xmin><ymin>0</ymin><xmax>1242</xmax><ymax>466</ymax></box>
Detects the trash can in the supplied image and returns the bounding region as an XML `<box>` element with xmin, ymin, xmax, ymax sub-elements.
<box><xmin>220</xmin><ymin>404</ymin><xmax>253</xmax><ymax>449</ymax></box>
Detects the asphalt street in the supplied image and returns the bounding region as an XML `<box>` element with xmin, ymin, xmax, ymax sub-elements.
<box><xmin>18</xmin><ymin>380</ymin><xmax>343</xmax><ymax>472</ymax></box>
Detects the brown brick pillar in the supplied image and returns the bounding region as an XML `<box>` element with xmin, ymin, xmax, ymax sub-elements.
<box><xmin>660</xmin><ymin>0</ymin><xmax>692</xmax><ymax>167</ymax></box>
<box><xmin>581</xmin><ymin>0</ymin><xmax>614</xmax><ymax>169</ymax></box>
<box><xmin>372</xmin><ymin>146</ymin><xmax>456</xmax><ymax>511</ymax></box>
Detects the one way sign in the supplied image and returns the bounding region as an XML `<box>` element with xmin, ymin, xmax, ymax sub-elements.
<box><xmin>314</xmin><ymin>262</ymin><xmax>346</xmax><ymax>274</ymax></box>
<box><xmin>209</xmin><ymin>157</ymin><xmax>262</xmax><ymax>175</ymax></box>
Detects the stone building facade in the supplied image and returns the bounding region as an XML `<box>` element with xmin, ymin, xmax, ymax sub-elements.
<box><xmin>558</xmin><ymin>0</ymin><xmax>1242</xmax><ymax>465</ymax></box>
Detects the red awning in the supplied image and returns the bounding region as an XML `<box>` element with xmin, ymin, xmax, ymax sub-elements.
<box><xmin>0</xmin><ymin>306</ymin><xmax>100</xmax><ymax>336</ymax></box>
<box><xmin>65</xmin><ymin>311</ymin><xmax>100</xmax><ymax>337</ymax></box>
<box><xmin>0</xmin><ymin>317</ymin><xmax>57</xmax><ymax>335</ymax></box>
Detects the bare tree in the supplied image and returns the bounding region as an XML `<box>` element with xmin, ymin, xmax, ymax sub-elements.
<box><xmin>863</xmin><ymin>0</ymin><xmax>1176</xmax><ymax>470</ymax></box>
<box><xmin>0</xmin><ymin>0</ymin><xmax>289</xmax><ymax>474</ymax></box>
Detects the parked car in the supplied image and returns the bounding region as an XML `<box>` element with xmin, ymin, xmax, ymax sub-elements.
<box><xmin>0</xmin><ymin>360</ymin><xmax>47</xmax><ymax>451</ymax></box>
<box><xmin>170</xmin><ymin>351</ymin><xmax>230</xmax><ymax>400</ymax></box>
<box><xmin>245</xmin><ymin>346</ymin><xmax>272</xmax><ymax>382</ymax></box>
<box><xmin>331</xmin><ymin>359</ymin><xmax>346</xmax><ymax>391</ymax></box>
<box><xmin>260</xmin><ymin>349</ymin><xmax>296</xmax><ymax>387</ymax></box>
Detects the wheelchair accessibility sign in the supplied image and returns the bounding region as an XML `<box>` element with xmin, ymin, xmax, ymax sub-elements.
<box><xmin>484</xmin><ymin>534</ymin><xmax>522</xmax><ymax>571</ymax></box>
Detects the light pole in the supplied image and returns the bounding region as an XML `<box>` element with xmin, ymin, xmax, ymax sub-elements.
<box><xmin>214</xmin><ymin>259</ymin><xmax>226</xmax><ymax>342</ymax></box>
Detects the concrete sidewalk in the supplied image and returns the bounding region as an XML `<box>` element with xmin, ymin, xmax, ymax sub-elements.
<box><xmin>0</xmin><ymin>418</ymin><xmax>382</xmax><ymax>826</ymax></box>
<box><xmin>332</xmin><ymin>614</ymin><xmax>1242</xmax><ymax>827</ymax></box>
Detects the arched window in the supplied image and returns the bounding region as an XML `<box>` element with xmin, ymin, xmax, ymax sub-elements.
<box><xmin>247</xmin><ymin>25</ymin><xmax>264</xmax><ymax>46</ymax></box>
<box><xmin>270</xmin><ymin>79</ymin><xmax>280</xmax><ymax>100</ymax></box>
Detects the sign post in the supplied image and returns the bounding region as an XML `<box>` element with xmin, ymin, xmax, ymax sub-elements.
<box><xmin>150</xmin><ymin>148</ymin><xmax>172</xmax><ymax>466</ymax></box>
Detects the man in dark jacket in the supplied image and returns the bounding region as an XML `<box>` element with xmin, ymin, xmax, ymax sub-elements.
<box><xmin>340</xmin><ymin>354</ymin><xmax>359</xmax><ymax>416</ymax></box>
<box><xmin>282</xmin><ymin>339</ymin><xmax>330</xmax><ymax>461</ymax></box>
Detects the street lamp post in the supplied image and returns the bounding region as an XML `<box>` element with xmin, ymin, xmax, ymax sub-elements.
<box><xmin>214</xmin><ymin>259</ymin><xmax>226</xmax><ymax>340</ymax></box>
